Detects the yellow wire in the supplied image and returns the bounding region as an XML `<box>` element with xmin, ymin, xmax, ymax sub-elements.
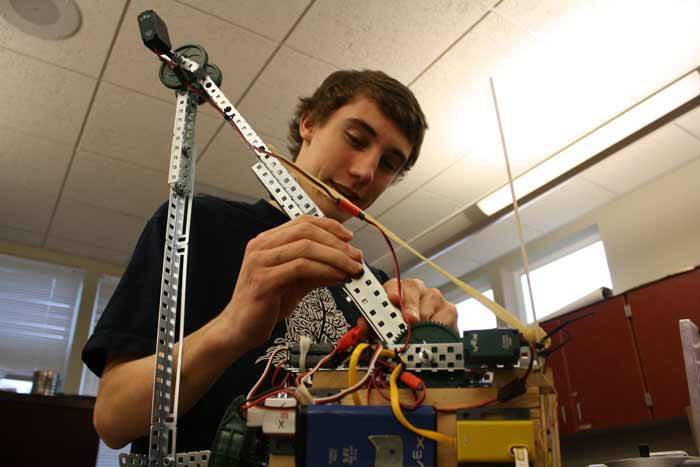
<box><xmin>348</xmin><ymin>343</ymin><xmax>369</xmax><ymax>405</ymax></box>
<box><xmin>349</xmin><ymin>345</ymin><xmax>397</xmax><ymax>405</ymax></box>
<box><xmin>389</xmin><ymin>364</ymin><xmax>456</xmax><ymax>446</ymax></box>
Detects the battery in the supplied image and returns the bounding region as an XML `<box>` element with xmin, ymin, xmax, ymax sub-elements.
<box><xmin>297</xmin><ymin>404</ymin><xmax>436</xmax><ymax>466</ymax></box>
<box><xmin>456</xmin><ymin>408</ymin><xmax>535</xmax><ymax>463</ymax></box>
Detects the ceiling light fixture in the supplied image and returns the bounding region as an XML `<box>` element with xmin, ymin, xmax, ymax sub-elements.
<box><xmin>477</xmin><ymin>68</ymin><xmax>700</xmax><ymax>216</ymax></box>
<box><xmin>0</xmin><ymin>0</ymin><xmax>82</xmax><ymax>40</ymax></box>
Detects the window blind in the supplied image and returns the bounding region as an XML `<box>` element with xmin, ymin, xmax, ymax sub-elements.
<box><xmin>0</xmin><ymin>254</ymin><xmax>84</xmax><ymax>382</ymax></box>
<box><xmin>80</xmin><ymin>274</ymin><xmax>120</xmax><ymax>397</ymax></box>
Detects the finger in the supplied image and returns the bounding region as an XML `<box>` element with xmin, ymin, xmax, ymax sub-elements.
<box><xmin>252</xmin><ymin>218</ymin><xmax>361</xmax><ymax>261</ymax></box>
<box><xmin>430</xmin><ymin>307</ymin><xmax>459</xmax><ymax>331</ymax></box>
<box><xmin>261</xmin><ymin>239</ymin><xmax>363</xmax><ymax>277</ymax></box>
<box><xmin>398</xmin><ymin>280</ymin><xmax>423</xmax><ymax>324</ymax></box>
<box><xmin>267</xmin><ymin>257</ymin><xmax>350</xmax><ymax>292</ymax></box>
<box><xmin>418</xmin><ymin>288</ymin><xmax>444</xmax><ymax>322</ymax></box>
<box><xmin>287</xmin><ymin>215</ymin><xmax>354</xmax><ymax>241</ymax></box>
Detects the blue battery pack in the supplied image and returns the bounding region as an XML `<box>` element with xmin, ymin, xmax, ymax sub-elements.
<box><xmin>296</xmin><ymin>404</ymin><xmax>436</xmax><ymax>466</ymax></box>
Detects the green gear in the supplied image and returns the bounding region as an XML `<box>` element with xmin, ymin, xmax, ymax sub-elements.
<box><xmin>393</xmin><ymin>321</ymin><xmax>461</xmax><ymax>345</ymax></box>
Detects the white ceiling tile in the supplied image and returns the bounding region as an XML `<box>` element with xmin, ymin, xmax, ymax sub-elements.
<box><xmin>103</xmin><ymin>0</ymin><xmax>277</xmax><ymax>112</ymax></box>
<box><xmin>581</xmin><ymin>123</ymin><xmax>700</xmax><ymax>195</ymax></box>
<box><xmin>196</xmin><ymin>126</ymin><xmax>271</xmax><ymax>199</ymax></box>
<box><xmin>45</xmin><ymin>236</ymin><xmax>129</xmax><ymax>266</ymax></box>
<box><xmin>0</xmin><ymin>189</ymin><xmax>56</xmax><ymax>234</ymax></box>
<box><xmin>62</xmin><ymin>151</ymin><xmax>170</xmax><ymax>219</ymax></box>
<box><xmin>408</xmin><ymin>12</ymin><xmax>533</xmax><ymax>181</ymax></box>
<box><xmin>174</xmin><ymin>0</ymin><xmax>311</xmax><ymax>42</ymax></box>
<box><xmin>398</xmin><ymin>148</ymin><xmax>460</xmax><ymax>190</ymax></box>
<box><xmin>409</xmin><ymin>250</ymin><xmax>481</xmax><ymax>288</ymax></box>
<box><xmin>518</xmin><ymin>177</ymin><xmax>615</xmax><ymax>233</ymax></box>
<box><xmin>237</xmin><ymin>46</ymin><xmax>337</xmax><ymax>141</ymax></box>
<box><xmin>448</xmin><ymin>217</ymin><xmax>542</xmax><ymax>265</ymax></box>
<box><xmin>0</xmin><ymin>225</ymin><xmax>44</xmax><ymax>248</ymax></box>
<box><xmin>79</xmin><ymin>82</ymin><xmax>221</xmax><ymax>172</ymax></box>
<box><xmin>49</xmin><ymin>198</ymin><xmax>146</xmax><ymax>253</ymax></box>
<box><xmin>0</xmin><ymin>1</ymin><xmax>127</xmax><ymax>77</ymax></box>
<box><xmin>194</xmin><ymin>183</ymin><xmax>258</xmax><ymax>204</ymax></box>
<box><xmin>370</xmin><ymin>245</ymin><xmax>416</xmax><ymax>278</ymax></box>
<box><xmin>349</xmin><ymin>226</ymin><xmax>393</xmax><ymax>265</ymax></box>
<box><xmin>0</xmin><ymin>48</ymin><xmax>95</xmax><ymax>145</ymax></box>
<box><xmin>406</xmin><ymin>254</ymin><xmax>480</xmax><ymax>289</ymax></box>
<box><xmin>376</xmin><ymin>190</ymin><xmax>461</xmax><ymax>242</ymax></box>
<box><xmin>365</xmin><ymin>183</ymin><xmax>414</xmax><ymax>217</ymax></box>
<box><xmin>676</xmin><ymin>105</ymin><xmax>700</xmax><ymax>141</ymax></box>
<box><xmin>0</xmin><ymin>127</ymin><xmax>73</xmax><ymax>197</ymax></box>
<box><xmin>422</xmin><ymin>153</ymin><xmax>508</xmax><ymax>206</ymax></box>
<box><xmin>497</xmin><ymin>0</ymin><xmax>700</xmax><ymax>102</ymax></box>
<box><xmin>404</xmin><ymin>262</ymin><xmax>450</xmax><ymax>289</ymax></box>
<box><xmin>287</xmin><ymin>0</ymin><xmax>492</xmax><ymax>84</ymax></box>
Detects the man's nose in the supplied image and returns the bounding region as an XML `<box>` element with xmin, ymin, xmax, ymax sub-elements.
<box><xmin>348</xmin><ymin>150</ymin><xmax>379</xmax><ymax>186</ymax></box>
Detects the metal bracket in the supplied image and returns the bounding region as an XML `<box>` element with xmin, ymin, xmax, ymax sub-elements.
<box><xmin>387</xmin><ymin>342</ymin><xmax>465</xmax><ymax>372</ymax></box>
<box><xmin>624</xmin><ymin>303</ymin><xmax>632</xmax><ymax>318</ymax></box>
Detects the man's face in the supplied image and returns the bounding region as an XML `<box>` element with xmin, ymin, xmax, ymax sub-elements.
<box><xmin>295</xmin><ymin>96</ymin><xmax>413</xmax><ymax>222</ymax></box>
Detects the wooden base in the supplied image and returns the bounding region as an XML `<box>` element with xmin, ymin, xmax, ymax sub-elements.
<box><xmin>269</xmin><ymin>368</ymin><xmax>561</xmax><ymax>466</ymax></box>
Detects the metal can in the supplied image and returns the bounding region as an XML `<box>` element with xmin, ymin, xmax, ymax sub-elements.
<box><xmin>31</xmin><ymin>369</ymin><xmax>60</xmax><ymax>396</ymax></box>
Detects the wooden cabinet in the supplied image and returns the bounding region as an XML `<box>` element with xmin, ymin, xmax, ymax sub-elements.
<box><xmin>540</xmin><ymin>318</ymin><xmax>576</xmax><ymax>435</ymax></box>
<box><xmin>627</xmin><ymin>268</ymin><xmax>700</xmax><ymax>419</ymax></box>
<box><xmin>559</xmin><ymin>298</ymin><xmax>651</xmax><ymax>430</ymax></box>
<box><xmin>541</xmin><ymin>267</ymin><xmax>700</xmax><ymax>435</ymax></box>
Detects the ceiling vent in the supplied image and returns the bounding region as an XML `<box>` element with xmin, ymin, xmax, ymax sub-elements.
<box><xmin>0</xmin><ymin>0</ymin><xmax>81</xmax><ymax>40</ymax></box>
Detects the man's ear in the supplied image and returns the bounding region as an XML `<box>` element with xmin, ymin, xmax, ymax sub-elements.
<box><xmin>299</xmin><ymin>112</ymin><xmax>315</xmax><ymax>143</ymax></box>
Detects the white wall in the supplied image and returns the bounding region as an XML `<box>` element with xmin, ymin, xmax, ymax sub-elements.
<box><xmin>442</xmin><ymin>156</ymin><xmax>700</xmax><ymax>318</ymax></box>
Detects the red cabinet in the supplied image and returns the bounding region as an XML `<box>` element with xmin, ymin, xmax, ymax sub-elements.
<box><xmin>559</xmin><ymin>298</ymin><xmax>651</xmax><ymax>430</ymax></box>
<box><xmin>540</xmin><ymin>267</ymin><xmax>700</xmax><ymax>435</ymax></box>
<box><xmin>541</xmin><ymin>318</ymin><xmax>576</xmax><ymax>435</ymax></box>
<box><xmin>627</xmin><ymin>268</ymin><xmax>700</xmax><ymax>419</ymax></box>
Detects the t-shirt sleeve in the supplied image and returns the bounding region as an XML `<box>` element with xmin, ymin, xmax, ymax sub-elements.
<box><xmin>81</xmin><ymin>203</ymin><xmax>168</xmax><ymax>377</ymax></box>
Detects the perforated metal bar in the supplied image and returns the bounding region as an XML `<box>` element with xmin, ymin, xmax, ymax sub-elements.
<box><xmin>181</xmin><ymin>57</ymin><xmax>408</xmax><ymax>344</ymax></box>
<box><xmin>122</xmin><ymin>89</ymin><xmax>207</xmax><ymax>466</ymax></box>
<box><xmin>387</xmin><ymin>342</ymin><xmax>466</xmax><ymax>372</ymax></box>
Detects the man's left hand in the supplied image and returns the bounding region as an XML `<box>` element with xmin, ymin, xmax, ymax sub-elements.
<box><xmin>383</xmin><ymin>278</ymin><xmax>458</xmax><ymax>331</ymax></box>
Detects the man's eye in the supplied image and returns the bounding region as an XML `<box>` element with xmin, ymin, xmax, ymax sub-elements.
<box><xmin>381</xmin><ymin>157</ymin><xmax>401</xmax><ymax>173</ymax></box>
<box><xmin>346</xmin><ymin>133</ymin><xmax>365</xmax><ymax>149</ymax></box>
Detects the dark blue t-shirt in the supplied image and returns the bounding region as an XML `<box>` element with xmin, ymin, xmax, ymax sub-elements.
<box><xmin>81</xmin><ymin>195</ymin><xmax>387</xmax><ymax>453</ymax></box>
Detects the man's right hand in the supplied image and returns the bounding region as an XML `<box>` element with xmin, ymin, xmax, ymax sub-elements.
<box><xmin>218</xmin><ymin>214</ymin><xmax>364</xmax><ymax>352</ymax></box>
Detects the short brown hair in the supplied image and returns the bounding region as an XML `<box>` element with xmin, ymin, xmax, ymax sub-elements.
<box><xmin>288</xmin><ymin>70</ymin><xmax>427</xmax><ymax>176</ymax></box>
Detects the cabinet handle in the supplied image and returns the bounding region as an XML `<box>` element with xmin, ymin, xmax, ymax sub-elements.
<box><xmin>576</xmin><ymin>402</ymin><xmax>583</xmax><ymax>422</ymax></box>
<box><xmin>560</xmin><ymin>406</ymin><xmax>567</xmax><ymax>424</ymax></box>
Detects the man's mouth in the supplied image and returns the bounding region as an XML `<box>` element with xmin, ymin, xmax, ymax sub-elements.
<box><xmin>330</xmin><ymin>182</ymin><xmax>361</xmax><ymax>203</ymax></box>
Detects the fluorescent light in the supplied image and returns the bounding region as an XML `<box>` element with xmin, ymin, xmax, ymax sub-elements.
<box><xmin>477</xmin><ymin>70</ymin><xmax>700</xmax><ymax>216</ymax></box>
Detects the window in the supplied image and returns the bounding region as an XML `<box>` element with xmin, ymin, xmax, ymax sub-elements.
<box><xmin>80</xmin><ymin>274</ymin><xmax>121</xmax><ymax>397</ymax></box>
<box><xmin>456</xmin><ymin>289</ymin><xmax>497</xmax><ymax>333</ymax></box>
<box><xmin>521</xmin><ymin>240</ymin><xmax>612</xmax><ymax>323</ymax></box>
<box><xmin>0</xmin><ymin>254</ymin><xmax>83</xmax><ymax>387</ymax></box>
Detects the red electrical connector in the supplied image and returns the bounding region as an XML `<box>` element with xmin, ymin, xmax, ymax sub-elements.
<box><xmin>335</xmin><ymin>319</ymin><xmax>369</xmax><ymax>353</ymax></box>
<box><xmin>399</xmin><ymin>370</ymin><xmax>425</xmax><ymax>392</ymax></box>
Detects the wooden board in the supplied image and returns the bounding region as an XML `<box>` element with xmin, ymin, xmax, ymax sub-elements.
<box><xmin>268</xmin><ymin>369</ymin><xmax>561</xmax><ymax>466</ymax></box>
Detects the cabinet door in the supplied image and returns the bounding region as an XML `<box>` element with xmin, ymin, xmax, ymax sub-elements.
<box><xmin>540</xmin><ymin>319</ymin><xmax>576</xmax><ymax>435</ymax></box>
<box><xmin>562</xmin><ymin>297</ymin><xmax>651</xmax><ymax>430</ymax></box>
<box><xmin>627</xmin><ymin>268</ymin><xmax>700</xmax><ymax>419</ymax></box>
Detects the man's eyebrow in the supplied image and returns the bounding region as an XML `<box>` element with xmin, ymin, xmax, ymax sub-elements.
<box><xmin>346</xmin><ymin>118</ymin><xmax>409</xmax><ymax>163</ymax></box>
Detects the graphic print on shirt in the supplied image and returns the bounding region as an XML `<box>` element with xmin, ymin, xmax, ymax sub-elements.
<box><xmin>256</xmin><ymin>287</ymin><xmax>350</xmax><ymax>365</ymax></box>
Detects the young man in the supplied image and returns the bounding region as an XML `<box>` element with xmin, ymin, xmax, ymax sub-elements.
<box><xmin>82</xmin><ymin>70</ymin><xmax>457</xmax><ymax>453</ymax></box>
